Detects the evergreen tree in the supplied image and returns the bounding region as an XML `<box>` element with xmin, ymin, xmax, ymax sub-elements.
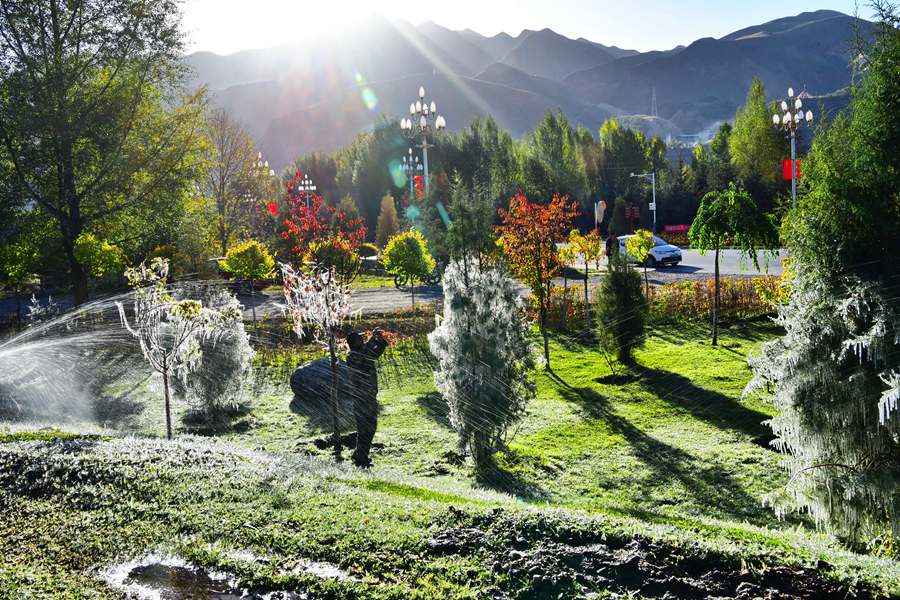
<box><xmin>375</xmin><ymin>194</ymin><xmax>400</xmax><ymax>249</ymax></box>
<box><xmin>520</xmin><ymin>111</ymin><xmax>588</xmax><ymax>201</ymax></box>
<box><xmin>597</xmin><ymin>251</ymin><xmax>646</xmax><ymax>364</ymax></box>
<box><xmin>747</xmin><ymin>4</ymin><xmax>900</xmax><ymax>543</ymax></box>
<box><xmin>429</xmin><ymin>257</ymin><xmax>535</xmax><ymax>467</ymax></box>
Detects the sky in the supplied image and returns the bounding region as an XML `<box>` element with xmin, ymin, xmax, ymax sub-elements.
<box><xmin>181</xmin><ymin>0</ymin><xmax>869</xmax><ymax>55</ymax></box>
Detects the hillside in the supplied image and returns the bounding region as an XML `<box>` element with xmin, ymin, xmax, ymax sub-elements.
<box><xmin>184</xmin><ymin>10</ymin><xmax>870</xmax><ymax>168</ymax></box>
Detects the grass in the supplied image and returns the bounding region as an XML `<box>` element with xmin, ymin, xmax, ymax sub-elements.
<box><xmin>1</xmin><ymin>318</ymin><xmax>899</xmax><ymax>597</ymax></box>
<box><xmin>351</xmin><ymin>273</ymin><xmax>396</xmax><ymax>289</ymax></box>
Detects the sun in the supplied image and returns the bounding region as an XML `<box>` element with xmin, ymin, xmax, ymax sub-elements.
<box><xmin>183</xmin><ymin>0</ymin><xmax>401</xmax><ymax>54</ymax></box>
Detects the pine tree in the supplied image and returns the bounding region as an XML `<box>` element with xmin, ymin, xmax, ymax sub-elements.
<box><xmin>747</xmin><ymin>4</ymin><xmax>900</xmax><ymax>543</ymax></box>
<box><xmin>375</xmin><ymin>194</ymin><xmax>400</xmax><ymax>249</ymax></box>
<box><xmin>429</xmin><ymin>257</ymin><xmax>535</xmax><ymax>466</ymax></box>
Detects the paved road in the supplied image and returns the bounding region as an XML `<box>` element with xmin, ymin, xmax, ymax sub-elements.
<box><xmin>239</xmin><ymin>249</ymin><xmax>786</xmax><ymax>317</ymax></box>
<box><xmin>0</xmin><ymin>249</ymin><xmax>787</xmax><ymax>321</ymax></box>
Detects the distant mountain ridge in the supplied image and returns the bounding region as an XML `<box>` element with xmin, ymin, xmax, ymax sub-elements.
<box><xmin>184</xmin><ymin>10</ymin><xmax>871</xmax><ymax>169</ymax></box>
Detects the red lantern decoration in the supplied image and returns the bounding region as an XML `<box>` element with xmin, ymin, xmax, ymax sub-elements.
<box><xmin>267</xmin><ymin>201</ymin><xmax>277</xmax><ymax>216</ymax></box>
<box><xmin>782</xmin><ymin>159</ymin><xmax>802</xmax><ymax>180</ymax></box>
<box><xmin>414</xmin><ymin>175</ymin><xmax>423</xmax><ymax>183</ymax></box>
<box><xmin>415</xmin><ymin>183</ymin><xmax>424</xmax><ymax>191</ymax></box>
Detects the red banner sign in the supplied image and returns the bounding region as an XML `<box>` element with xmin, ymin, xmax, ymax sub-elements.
<box><xmin>664</xmin><ymin>224</ymin><xmax>690</xmax><ymax>233</ymax></box>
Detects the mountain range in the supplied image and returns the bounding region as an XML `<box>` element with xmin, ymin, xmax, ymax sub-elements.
<box><xmin>185</xmin><ymin>9</ymin><xmax>870</xmax><ymax>169</ymax></box>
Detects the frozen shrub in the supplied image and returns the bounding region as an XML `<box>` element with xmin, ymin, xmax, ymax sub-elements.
<box><xmin>429</xmin><ymin>257</ymin><xmax>535</xmax><ymax>466</ymax></box>
<box><xmin>172</xmin><ymin>283</ymin><xmax>254</xmax><ymax>423</ymax></box>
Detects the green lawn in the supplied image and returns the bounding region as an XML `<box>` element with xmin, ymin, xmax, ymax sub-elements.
<box><xmin>352</xmin><ymin>273</ymin><xmax>396</xmax><ymax>288</ymax></box>
<box><xmin>1</xmin><ymin>319</ymin><xmax>898</xmax><ymax>598</ymax></box>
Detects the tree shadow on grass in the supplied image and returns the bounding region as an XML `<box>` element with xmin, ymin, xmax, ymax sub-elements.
<box><xmin>474</xmin><ymin>449</ymin><xmax>551</xmax><ymax>503</ymax></box>
<box><xmin>288</xmin><ymin>394</ymin><xmax>357</xmax><ymax>436</ymax></box>
<box><xmin>630</xmin><ymin>365</ymin><xmax>770</xmax><ymax>438</ymax></box>
<box><xmin>415</xmin><ymin>391</ymin><xmax>452</xmax><ymax>430</ymax></box>
<box><xmin>557</xmin><ymin>385</ymin><xmax>772</xmax><ymax>525</ymax></box>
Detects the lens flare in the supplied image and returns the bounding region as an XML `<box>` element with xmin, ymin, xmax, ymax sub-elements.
<box><xmin>355</xmin><ymin>72</ymin><xmax>378</xmax><ymax>111</ymax></box>
<box><xmin>388</xmin><ymin>159</ymin><xmax>406</xmax><ymax>188</ymax></box>
<box><xmin>436</xmin><ymin>202</ymin><xmax>450</xmax><ymax>226</ymax></box>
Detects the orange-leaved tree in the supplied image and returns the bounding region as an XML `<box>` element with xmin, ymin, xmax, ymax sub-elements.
<box><xmin>497</xmin><ymin>193</ymin><xmax>578</xmax><ymax>369</ymax></box>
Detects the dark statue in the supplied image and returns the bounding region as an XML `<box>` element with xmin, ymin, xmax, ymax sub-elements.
<box><xmin>290</xmin><ymin>329</ymin><xmax>389</xmax><ymax>467</ymax></box>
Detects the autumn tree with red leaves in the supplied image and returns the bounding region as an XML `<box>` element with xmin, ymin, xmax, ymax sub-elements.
<box><xmin>497</xmin><ymin>194</ymin><xmax>579</xmax><ymax>369</ymax></box>
<box><xmin>280</xmin><ymin>170</ymin><xmax>367</xmax><ymax>262</ymax></box>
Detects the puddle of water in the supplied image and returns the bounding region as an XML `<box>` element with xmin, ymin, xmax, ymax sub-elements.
<box><xmin>291</xmin><ymin>558</ymin><xmax>350</xmax><ymax>581</ymax></box>
<box><xmin>101</xmin><ymin>554</ymin><xmax>308</xmax><ymax>600</ymax></box>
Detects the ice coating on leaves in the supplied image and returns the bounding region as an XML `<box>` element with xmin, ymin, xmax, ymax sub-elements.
<box><xmin>746</xmin><ymin>272</ymin><xmax>899</xmax><ymax>540</ymax></box>
<box><xmin>116</xmin><ymin>258</ymin><xmax>243</xmax><ymax>437</ymax></box>
<box><xmin>428</xmin><ymin>256</ymin><xmax>535</xmax><ymax>463</ymax></box>
<box><xmin>279</xmin><ymin>262</ymin><xmax>355</xmax><ymax>347</ymax></box>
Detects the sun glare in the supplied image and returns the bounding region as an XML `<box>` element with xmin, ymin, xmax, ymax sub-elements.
<box><xmin>184</xmin><ymin>0</ymin><xmax>406</xmax><ymax>54</ymax></box>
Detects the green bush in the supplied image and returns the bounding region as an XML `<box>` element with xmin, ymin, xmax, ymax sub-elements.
<box><xmin>358</xmin><ymin>242</ymin><xmax>379</xmax><ymax>258</ymax></box>
<box><xmin>596</xmin><ymin>253</ymin><xmax>645</xmax><ymax>363</ymax></box>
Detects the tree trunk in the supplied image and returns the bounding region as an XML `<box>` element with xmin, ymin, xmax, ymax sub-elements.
<box><xmin>163</xmin><ymin>368</ymin><xmax>173</xmax><ymax>440</ymax></box>
<box><xmin>643</xmin><ymin>265</ymin><xmax>650</xmax><ymax>300</ymax></box>
<box><xmin>15</xmin><ymin>286</ymin><xmax>22</xmax><ymax>330</ymax></box>
<box><xmin>328</xmin><ymin>331</ymin><xmax>343</xmax><ymax>460</ymax></box>
<box><xmin>540</xmin><ymin>297</ymin><xmax>550</xmax><ymax>369</ymax></box>
<box><xmin>562</xmin><ymin>276</ymin><xmax>568</xmax><ymax>330</ymax></box>
<box><xmin>712</xmin><ymin>246</ymin><xmax>720</xmax><ymax>346</ymax></box>
<box><xmin>583</xmin><ymin>266</ymin><xmax>590</xmax><ymax>320</ymax></box>
<box><xmin>411</xmin><ymin>280</ymin><xmax>416</xmax><ymax>308</ymax></box>
<box><xmin>61</xmin><ymin>133</ymin><xmax>89</xmax><ymax>306</ymax></box>
<box><xmin>249</xmin><ymin>278</ymin><xmax>257</xmax><ymax>329</ymax></box>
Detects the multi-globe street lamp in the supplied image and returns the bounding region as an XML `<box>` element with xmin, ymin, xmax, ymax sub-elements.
<box><xmin>298</xmin><ymin>172</ymin><xmax>317</xmax><ymax>208</ymax></box>
<box><xmin>630</xmin><ymin>171</ymin><xmax>657</xmax><ymax>233</ymax></box>
<box><xmin>401</xmin><ymin>148</ymin><xmax>423</xmax><ymax>201</ymax></box>
<box><xmin>399</xmin><ymin>86</ymin><xmax>446</xmax><ymax>200</ymax></box>
<box><xmin>772</xmin><ymin>87</ymin><xmax>813</xmax><ymax>202</ymax></box>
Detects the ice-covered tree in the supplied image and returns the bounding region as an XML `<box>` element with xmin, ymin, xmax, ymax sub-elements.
<box><xmin>171</xmin><ymin>284</ymin><xmax>254</xmax><ymax>423</ymax></box>
<box><xmin>747</xmin><ymin>3</ymin><xmax>900</xmax><ymax>543</ymax></box>
<box><xmin>117</xmin><ymin>258</ymin><xmax>236</xmax><ymax>439</ymax></box>
<box><xmin>429</xmin><ymin>257</ymin><xmax>535</xmax><ymax>466</ymax></box>
<box><xmin>280</xmin><ymin>261</ymin><xmax>355</xmax><ymax>459</ymax></box>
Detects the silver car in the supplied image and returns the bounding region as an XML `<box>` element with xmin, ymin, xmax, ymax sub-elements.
<box><xmin>617</xmin><ymin>234</ymin><xmax>682</xmax><ymax>268</ymax></box>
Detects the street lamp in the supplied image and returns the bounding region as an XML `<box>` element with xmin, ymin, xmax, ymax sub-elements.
<box><xmin>772</xmin><ymin>87</ymin><xmax>813</xmax><ymax>202</ymax></box>
<box><xmin>630</xmin><ymin>171</ymin><xmax>657</xmax><ymax>233</ymax></box>
<box><xmin>399</xmin><ymin>85</ymin><xmax>446</xmax><ymax>200</ymax></box>
<box><xmin>401</xmin><ymin>148</ymin><xmax>423</xmax><ymax>201</ymax></box>
<box><xmin>298</xmin><ymin>172</ymin><xmax>317</xmax><ymax>208</ymax></box>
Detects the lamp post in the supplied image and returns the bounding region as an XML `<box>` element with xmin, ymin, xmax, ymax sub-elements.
<box><xmin>399</xmin><ymin>85</ymin><xmax>446</xmax><ymax>200</ymax></box>
<box><xmin>630</xmin><ymin>171</ymin><xmax>657</xmax><ymax>233</ymax></box>
<box><xmin>298</xmin><ymin>172</ymin><xmax>317</xmax><ymax>208</ymax></box>
<box><xmin>772</xmin><ymin>87</ymin><xmax>813</xmax><ymax>203</ymax></box>
<box><xmin>401</xmin><ymin>148</ymin><xmax>422</xmax><ymax>201</ymax></box>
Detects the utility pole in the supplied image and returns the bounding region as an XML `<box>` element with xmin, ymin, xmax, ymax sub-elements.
<box><xmin>631</xmin><ymin>172</ymin><xmax>657</xmax><ymax>233</ymax></box>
